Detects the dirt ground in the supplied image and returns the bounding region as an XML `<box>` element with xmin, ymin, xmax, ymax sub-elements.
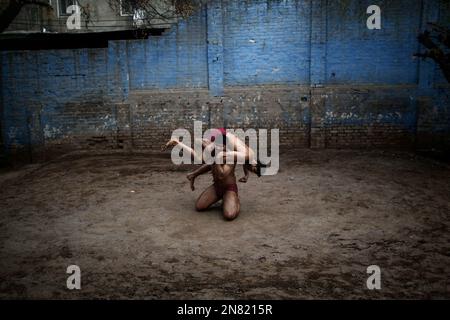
<box><xmin>0</xmin><ymin>149</ymin><xmax>449</xmax><ymax>299</ymax></box>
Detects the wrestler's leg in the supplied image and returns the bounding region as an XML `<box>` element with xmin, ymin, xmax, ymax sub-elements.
<box><xmin>195</xmin><ymin>185</ymin><xmax>220</xmax><ymax>211</ymax></box>
<box><xmin>239</xmin><ymin>164</ymin><xmax>250</xmax><ymax>183</ymax></box>
<box><xmin>223</xmin><ymin>191</ymin><xmax>240</xmax><ymax>221</ymax></box>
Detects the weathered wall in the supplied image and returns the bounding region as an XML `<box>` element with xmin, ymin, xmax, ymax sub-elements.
<box><xmin>128</xmin><ymin>85</ymin><xmax>311</xmax><ymax>150</ymax></box>
<box><xmin>1</xmin><ymin>47</ymin><xmax>111</xmax><ymax>162</ymax></box>
<box><xmin>416</xmin><ymin>0</ymin><xmax>450</xmax><ymax>152</ymax></box>
<box><xmin>1</xmin><ymin>0</ymin><xmax>449</xmax><ymax>164</ymax></box>
<box><xmin>0</xmin><ymin>0</ymin><xmax>173</xmax><ymax>34</ymax></box>
<box><xmin>326</xmin><ymin>0</ymin><xmax>421</xmax><ymax>85</ymax></box>
<box><xmin>222</xmin><ymin>0</ymin><xmax>311</xmax><ymax>86</ymax></box>
<box><xmin>126</xmin><ymin>10</ymin><xmax>208</xmax><ymax>90</ymax></box>
<box><xmin>0</xmin><ymin>61</ymin><xmax>4</xmax><ymax>165</ymax></box>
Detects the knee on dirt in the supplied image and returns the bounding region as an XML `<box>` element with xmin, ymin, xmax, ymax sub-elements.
<box><xmin>195</xmin><ymin>202</ymin><xmax>209</xmax><ymax>212</ymax></box>
<box><xmin>223</xmin><ymin>209</ymin><xmax>239</xmax><ymax>221</ymax></box>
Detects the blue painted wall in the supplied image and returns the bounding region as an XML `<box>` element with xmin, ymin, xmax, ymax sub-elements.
<box><xmin>1</xmin><ymin>48</ymin><xmax>109</xmax><ymax>148</ymax></box>
<box><xmin>434</xmin><ymin>0</ymin><xmax>450</xmax><ymax>85</ymax></box>
<box><xmin>0</xmin><ymin>0</ymin><xmax>449</xmax><ymax>156</ymax></box>
<box><xmin>222</xmin><ymin>0</ymin><xmax>311</xmax><ymax>86</ymax></box>
<box><xmin>127</xmin><ymin>9</ymin><xmax>208</xmax><ymax>90</ymax></box>
<box><xmin>326</xmin><ymin>0</ymin><xmax>422</xmax><ymax>85</ymax></box>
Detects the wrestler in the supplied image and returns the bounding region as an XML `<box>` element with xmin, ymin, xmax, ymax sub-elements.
<box><xmin>187</xmin><ymin>162</ymin><xmax>250</xmax><ymax>189</ymax></box>
<box><xmin>162</xmin><ymin>130</ymin><xmax>258</xmax><ymax>182</ymax></box>
<box><xmin>188</xmin><ymin>128</ymin><xmax>264</xmax><ymax>183</ymax></box>
<box><xmin>188</xmin><ymin>148</ymin><xmax>240</xmax><ymax>221</ymax></box>
<box><xmin>163</xmin><ymin>139</ymin><xmax>240</xmax><ymax>221</ymax></box>
<box><xmin>205</xmin><ymin>128</ymin><xmax>264</xmax><ymax>177</ymax></box>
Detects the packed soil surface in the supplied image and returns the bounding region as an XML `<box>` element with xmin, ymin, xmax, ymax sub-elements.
<box><xmin>0</xmin><ymin>150</ymin><xmax>449</xmax><ymax>299</ymax></box>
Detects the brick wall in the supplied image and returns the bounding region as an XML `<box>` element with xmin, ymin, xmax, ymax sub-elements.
<box><xmin>0</xmin><ymin>0</ymin><xmax>449</xmax><ymax>164</ymax></box>
<box><xmin>416</xmin><ymin>0</ymin><xmax>450</xmax><ymax>152</ymax></box>
<box><xmin>1</xmin><ymin>47</ymin><xmax>110</xmax><ymax>162</ymax></box>
<box><xmin>326</xmin><ymin>0</ymin><xmax>422</xmax><ymax>85</ymax></box>
<box><xmin>0</xmin><ymin>69</ymin><xmax>4</xmax><ymax>165</ymax></box>
<box><xmin>222</xmin><ymin>0</ymin><xmax>311</xmax><ymax>86</ymax></box>
<box><xmin>417</xmin><ymin>88</ymin><xmax>450</xmax><ymax>151</ymax></box>
<box><xmin>127</xmin><ymin>10</ymin><xmax>208</xmax><ymax>90</ymax></box>
<box><xmin>310</xmin><ymin>85</ymin><xmax>420</xmax><ymax>149</ymax></box>
<box><xmin>127</xmin><ymin>85</ymin><xmax>311</xmax><ymax>150</ymax></box>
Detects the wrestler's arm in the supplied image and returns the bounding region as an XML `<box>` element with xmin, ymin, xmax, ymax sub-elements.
<box><xmin>189</xmin><ymin>164</ymin><xmax>212</xmax><ymax>179</ymax></box>
<box><xmin>187</xmin><ymin>165</ymin><xmax>212</xmax><ymax>191</ymax></box>
<box><xmin>162</xmin><ymin>139</ymin><xmax>203</xmax><ymax>164</ymax></box>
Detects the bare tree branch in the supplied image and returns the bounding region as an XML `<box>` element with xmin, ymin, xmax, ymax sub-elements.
<box><xmin>416</xmin><ymin>23</ymin><xmax>450</xmax><ymax>83</ymax></box>
<box><xmin>107</xmin><ymin>0</ymin><xmax>206</xmax><ymax>29</ymax></box>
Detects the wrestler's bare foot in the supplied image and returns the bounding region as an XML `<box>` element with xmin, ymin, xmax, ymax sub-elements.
<box><xmin>187</xmin><ymin>173</ymin><xmax>196</xmax><ymax>191</ymax></box>
<box><xmin>239</xmin><ymin>176</ymin><xmax>248</xmax><ymax>183</ymax></box>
